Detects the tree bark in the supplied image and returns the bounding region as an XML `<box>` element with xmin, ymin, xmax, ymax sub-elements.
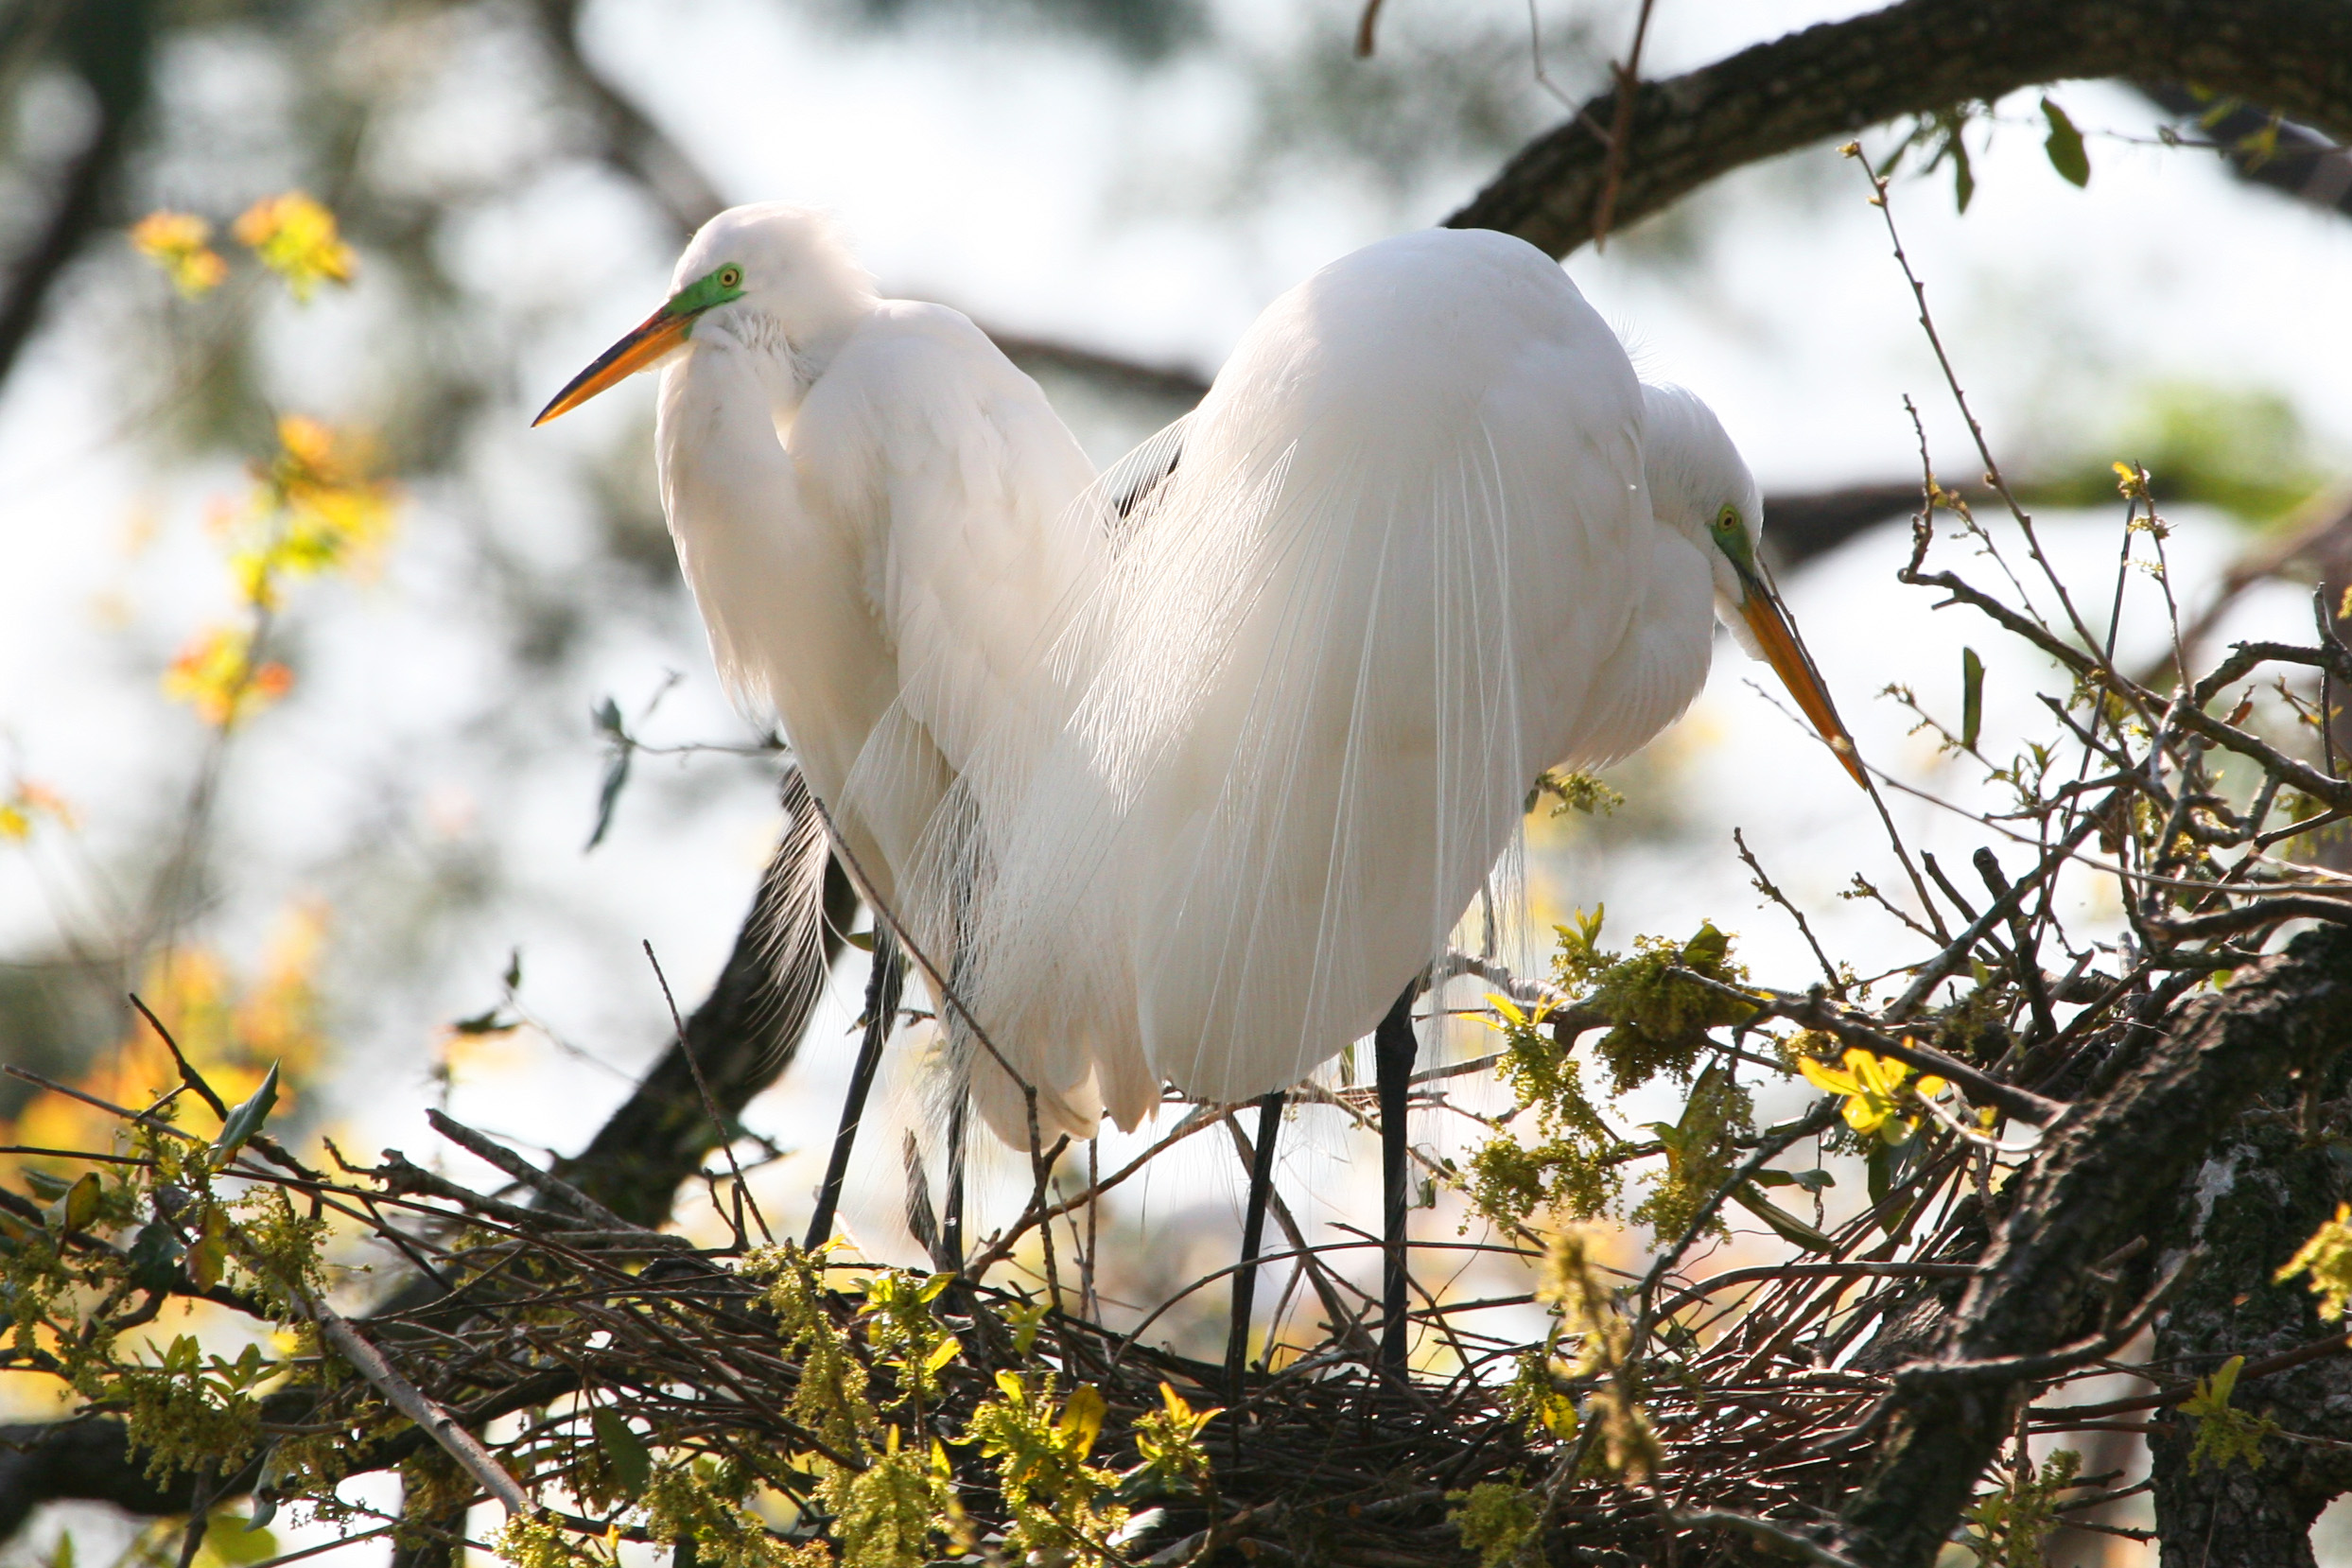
<box><xmin>1446</xmin><ymin>0</ymin><xmax>2352</xmax><ymax>259</ymax></box>
<box><xmin>0</xmin><ymin>0</ymin><xmax>151</xmax><ymax>386</ymax></box>
<box><xmin>552</xmin><ymin>772</ymin><xmax>857</xmax><ymax>1228</ymax></box>
<box><xmin>2144</xmin><ymin>1058</ymin><xmax>2352</xmax><ymax>1566</ymax></box>
<box><xmin>1834</xmin><ymin>925</ymin><xmax>2352</xmax><ymax>1568</ymax></box>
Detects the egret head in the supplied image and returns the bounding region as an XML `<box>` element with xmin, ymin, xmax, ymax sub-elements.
<box><xmin>1642</xmin><ymin>383</ymin><xmax>1864</xmax><ymax>787</ymax></box>
<box><xmin>532</xmin><ymin>204</ymin><xmax>878</xmax><ymax>426</ymax></box>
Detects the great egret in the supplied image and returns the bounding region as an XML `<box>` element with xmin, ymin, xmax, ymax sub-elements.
<box><xmin>915</xmin><ymin>227</ymin><xmax>1861</xmax><ymax>1369</ymax></box>
<box><xmin>532</xmin><ymin>203</ymin><xmax>1126</xmax><ymax>1251</ymax></box>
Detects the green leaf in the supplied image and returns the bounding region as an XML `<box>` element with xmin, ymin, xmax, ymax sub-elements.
<box><xmin>1960</xmin><ymin>647</ymin><xmax>1984</xmax><ymax>751</ymax></box>
<box><xmin>2041</xmin><ymin>97</ymin><xmax>2090</xmax><ymax>187</ymax></box>
<box><xmin>211</xmin><ymin>1063</ymin><xmax>280</xmax><ymax>1164</ymax></box>
<box><xmin>845</xmin><ymin>928</ymin><xmax>876</xmax><ymax>952</ymax></box>
<box><xmin>1730</xmin><ymin>1181</ymin><xmax>1838</xmax><ymax>1253</ymax></box>
<box><xmin>1056</xmin><ymin>1384</ymin><xmax>1107</xmax><ymax>1455</ymax></box>
<box><xmin>584</xmin><ymin>745</ymin><xmax>631</xmax><ymax>852</ymax></box>
<box><xmin>1002</xmin><ymin>1297</ymin><xmax>1049</xmax><ymax>1356</ymax></box>
<box><xmin>1950</xmin><ymin>132</ymin><xmax>1977</xmax><ymax>212</ymax></box>
<box><xmin>1681</xmin><ymin>923</ymin><xmax>1729</xmax><ymax>969</ymax></box>
<box><xmin>592</xmin><ymin>1407</ymin><xmax>652</xmax><ymax>1497</ymax></box>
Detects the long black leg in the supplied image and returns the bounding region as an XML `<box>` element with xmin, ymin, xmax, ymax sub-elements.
<box><xmin>1226</xmin><ymin>1090</ymin><xmax>1285</xmax><ymax>1402</ymax></box>
<box><xmin>941</xmin><ymin>1088</ymin><xmax>968</xmax><ymax>1266</ymax></box>
<box><xmin>1374</xmin><ymin>986</ymin><xmax>1419</xmax><ymax>1374</ymax></box>
<box><xmin>805</xmin><ymin>932</ymin><xmax>904</xmax><ymax>1249</ymax></box>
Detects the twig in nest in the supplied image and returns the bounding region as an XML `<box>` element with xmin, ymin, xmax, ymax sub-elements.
<box><xmin>645</xmin><ymin>938</ymin><xmax>775</xmax><ymax>1245</ymax></box>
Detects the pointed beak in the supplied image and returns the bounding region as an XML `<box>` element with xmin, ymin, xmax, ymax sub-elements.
<box><xmin>531</xmin><ymin>305</ymin><xmax>697</xmax><ymax>427</ymax></box>
<box><xmin>1739</xmin><ymin>580</ymin><xmax>1866</xmax><ymax>789</ymax></box>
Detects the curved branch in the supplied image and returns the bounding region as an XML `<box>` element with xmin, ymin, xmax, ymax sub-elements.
<box><xmin>0</xmin><ymin>0</ymin><xmax>152</xmax><ymax>387</ymax></box>
<box><xmin>1447</xmin><ymin>0</ymin><xmax>2352</xmax><ymax>257</ymax></box>
<box><xmin>529</xmin><ymin>0</ymin><xmax>725</xmax><ymax>235</ymax></box>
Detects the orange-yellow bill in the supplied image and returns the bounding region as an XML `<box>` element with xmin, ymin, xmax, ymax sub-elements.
<box><xmin>532</xmin><ymin>306</ymin><xmax>695</xmax><ymax>427</ymax></box>
<box><xmin>1741</xmin><ymin>588</ymin><xmax>1866</xmax><ymax>788</ymax></box>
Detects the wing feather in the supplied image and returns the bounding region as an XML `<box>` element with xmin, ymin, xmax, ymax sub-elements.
<box><xmin>932</xmin><ymin>230</ymin><xmax>1716</xmax><ymax>1111</ymax></box>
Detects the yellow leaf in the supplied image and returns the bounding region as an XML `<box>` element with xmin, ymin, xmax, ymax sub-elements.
<box><xmin>163</xmin><ymin>625</ymin><xmax>292</xmax><ymax>727</ymax></box>
<box><xmin>1797</xmin><ymin>1046</ymin><xmax>1929</xmax><ymax>1144</ymax></box>
<box><xmin>1</xmin><ymin>779</ymin><xmax>76</xmax><ymax>844</ymax></box>
<box><xmin>187</xmin><ymin>1207</ymin><xmax>230</xmax><ymax>1291</ymax></box>
<box><xmin>1056</xmin><ymin>1384</ymin><xmax>1106</xmax><ymax>1455</ymax></box>
<box><xmin>130</xmin><ymin>211</ymin><xmax>227</xmax><ymax>295</ymax></box>
<box><xmin>233</xmin><ymin>193</ymin><xmax>356</xmax><ymax>302</ymax></box>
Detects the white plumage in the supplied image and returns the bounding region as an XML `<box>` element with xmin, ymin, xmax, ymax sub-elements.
<box><xmin>925</xmin><ymin>229</ymin><xmax>1766</xmax><ymax>1135</ymax></box>
<box><xmin>536</xmin><ymin>208</ymin><xmax>1854</xmax><ymax>1158</ymax></box>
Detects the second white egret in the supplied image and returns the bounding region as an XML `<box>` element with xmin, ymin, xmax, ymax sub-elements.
<box><xmin>914</xmin><ymin>226</ymin><xmax>1862</xmax><ymax>1368</ymax></box>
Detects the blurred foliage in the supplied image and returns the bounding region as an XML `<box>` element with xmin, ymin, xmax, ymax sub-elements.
<box><xmin>0</xmin><ymin>900</ymin><xmax>328</xmax><ymax>1187</ymax></box>
<box><xmin>1495</xmin><ymin>1229</ymin><xmax>1659</xmax><ymax>1484</ymax></box>
<box><xmin>2</xmin><ymin>200</ymin><xmax>372</xmax><ymax>1159</ymax></box>
<box><xmin>831</xmin><ymin>0</ymin><xmax>1207</xmax><ymax>61</ymax></box>
<box><xmin>2030</xmin><ymin>380</ymin><xmax>2328</xmax><ymax>521</ymax></box>
<box><xmin>1223</xmin><ymin>5</ymin><xmax>1597</xmax><ymax>205</ymax></box>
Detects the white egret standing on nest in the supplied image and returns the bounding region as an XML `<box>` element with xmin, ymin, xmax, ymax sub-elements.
<box><xmin>913</xmin><ymin>227</ymin><xmax>1863</xmax><ymax>1377</ymax></box>
<box><xmin>537</xmin><ymin>212</ymin><xmax>1863</xmax><ymax>1382</ymax></box>
<box><xmin>532</xmin><ymin>203</ymin><xmax>1121</xmax><ymax>1254</ymax></box>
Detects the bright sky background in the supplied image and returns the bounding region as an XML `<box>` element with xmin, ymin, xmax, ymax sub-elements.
<box><xmin>1</xmin><ymin>2</ymin><xmax>2347</xmax><ymax>1559</ymax></box>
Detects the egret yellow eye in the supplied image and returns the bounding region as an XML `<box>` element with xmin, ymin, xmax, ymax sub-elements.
<box><xmin>718</xmin><ymin>266</ymin><xmax>742</xmax><ymax>289</ymax></box>
<box><xmin>1714</xmin><ymin>504</ymin><xmax>1741</xmax><ymax>536</ymax></box>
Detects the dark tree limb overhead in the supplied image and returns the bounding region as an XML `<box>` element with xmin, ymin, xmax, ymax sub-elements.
<box><xmin>0</xmin><ymin>0</ymin><xmax>152</xmax><ymax>387</ymax></box>
<box><xmin>1446</xmin><ymin>0</ymin><xmax>2352</xmax><ymax>257</ymax></box>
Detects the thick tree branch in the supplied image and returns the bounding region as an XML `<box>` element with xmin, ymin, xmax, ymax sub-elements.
<box><xmin>1447</xmin><ymin>0</ymin><xmax>2352</xmax><ymax>257</ymax></box>
<box><xmin>2141</xmin><ymin>1048</ymin><xmax>2352</xmax><ymax>1562</ymax></box>
<box><xmin>552</xmin><ymin>772</ymin><xmax>856</xmax><ymax>1228</ymax></box>
<box><xmin>0</xmin><ymin>1412</ymin><xmax>236</xmax><ymax>1540</ymax></box>
<box><xmin>0</xmin><ymin>0</ymin><xmax>151</xmax><ymax>386</ymax></box>
<box><xmin>1834</xmin><ymin>924</ymin><xmax>2352</xmax><ymax>1567</ymax></box>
